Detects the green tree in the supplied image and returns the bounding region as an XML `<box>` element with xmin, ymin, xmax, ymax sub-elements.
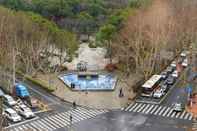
<box><xmin>96</xmin><ymin>24</ymin><xmax>116</xmax><ymax>63</ymax></box>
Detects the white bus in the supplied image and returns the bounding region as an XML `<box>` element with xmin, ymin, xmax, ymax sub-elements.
<box><xmin>141</xmin><ymin>75</ymin><xmax>162</xmax><ymax>97</ymax></box>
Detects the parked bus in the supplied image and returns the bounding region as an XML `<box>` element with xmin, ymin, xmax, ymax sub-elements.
<box><xmin>141</xmin><ymin>75</ymin><xmax>162</xmax><ymax>97</ymax></box>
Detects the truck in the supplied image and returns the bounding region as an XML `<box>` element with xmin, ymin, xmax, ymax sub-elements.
<box><xmin>14</xmin><ymin>83</ymin><xmax>30</xmax><ymax>98</ymax></box>
<box><xmin>14</xmin><ymin>83</ymin><xmax>38</xmax><ymax>109</ymax></box>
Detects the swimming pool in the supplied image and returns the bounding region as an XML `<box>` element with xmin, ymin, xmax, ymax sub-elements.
<box><xmin>59</xmin><ymin>73</ymin><xmax>117</xmax><ymax>91</ymax></box>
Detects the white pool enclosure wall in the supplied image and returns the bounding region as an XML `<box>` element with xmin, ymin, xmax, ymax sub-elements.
<box><xmin>58</xmin><ymin>72</ymin><xmax>117</xmax><ymax>91</ymax></box>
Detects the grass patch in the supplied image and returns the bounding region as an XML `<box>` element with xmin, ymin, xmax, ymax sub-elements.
<box><xmin>25</xmin><ymin>76</ymin><xmax>55</xmax><ymax>92</ymax></box>
<box><xmin>16</xmin><ymin>70</ymin><xmax>55</xmax><ymax>92</ymax></box>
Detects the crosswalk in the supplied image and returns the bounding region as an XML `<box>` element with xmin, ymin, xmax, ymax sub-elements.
<box><xmin>7</xmin><ymin>107</ymin><xmax>108</xmax><ymax>131</ymax></box>
<box><xmin>192</xmin><ymin>120</ymin><xmax>197</xmax><ymax>131</ymax></box>
<box><xmin>122</xmin><ymin>102</ymin><xmax>193</xmax><ymax>121</ymax></box>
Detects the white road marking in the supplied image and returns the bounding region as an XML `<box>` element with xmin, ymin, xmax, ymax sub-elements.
<box><xmin>150</xmin><ymin>105</ymin><xmax>159</xmax><ymax>114</ymax></box>
<box><xmin>158</xmin><ymin>107</ymin><xmax>167</xmax><ymax>116</ymax></box>
<box><xmin>154</xmin><ymin>106</ymin><xmax>162</xmax><ymax>115</ymax></box>
<box><xmin>145</xmin><ymin>104</ymin><xmax>154</xmax><ymax>114</ymax></box>
<box><xmin>166</xmin><ymin>109</ymin><xmax>173</xmax><ymax>117</ymax></box>
<box><xmin>162</xmin><ymin>107</ymin><xmax>170</xmax><ymax>117</ymax></box>
<box><xmin>133</xmin><ymin>103</ymin><xmax>142</xmax><ymax>112</ymax></box>
<box><xmin>137</xmin><ymin>104</ymin><xmax>146</xmax><ymax>112</ymax></box>
<box><xmin>128</xmin><ymin>103</ymin><xmax>139</xmax><ymax>112</ymax></box>
<box><xmin>125</xmin><ymin>103</ymin><xmax>134</xmax><ymax>111</ymax></box>
<box><xmin>141</xmin><ymin>104</ymin><xmax>151</xmax><ymax>113</ymax></box>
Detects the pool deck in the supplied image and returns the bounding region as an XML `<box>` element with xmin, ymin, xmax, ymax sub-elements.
<box><xmin>58</xmin><ymin>73</ymin><xmax>118</xmax><ymax>91</ymax></box>
<box><xmin>36</xmin><ymin>72</ymin><xmax>137</xmax><ymax>109</ymax></box>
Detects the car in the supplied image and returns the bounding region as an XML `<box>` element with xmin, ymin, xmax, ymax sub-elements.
<box><xmin>3</xmin><ymin>108</ymin><xmax>22</xmax><ymax>122</ymax></box>
<box><xmin>160</xmin><ymin>71</ymin><xmax>168</xmax><ymax>80</ymax></box>
<box><xmin>172</xmin><ymin>70</ymin><xmax>179</xmax><ymax>78</ymax></box>
<box><xmin>161</xmin><ymin>84</ymin><xmax>168</xmax><ymax>93</ymax></box>
<box><xmin>166</xmin><ymin>66</ymin><xmax>174</xmax><ymax>74</ymax></box>
<box><xmin>3</xmin><ymin>95</ymin><xmax>17</xmax><ymax>106</ymax></box>
<box><xmin>166</xmin><ymin>75</ymin><xmax>175</xmax><ymax>85</ymax></box>
<box><xmin>182</xmin><ymin>59</ymin><xmax>188</xmax><ymax>67</ymax></box>
<box><xmin>170</xmin><ymin>61</ymin><xmax>177</xmax><ymax>68</ymax></box>
<box><xmin>180</xmin><ymin>51</ymin><xmax>189</xmax><ymax>57</ymax></box>
<box><xmin>153</xmin><ymin>89</ymin><xmax>164</xmax><ymax>98</ymax></box>
<box><xmin>0</xmin><ymin>88</ymin><xmax>5</xmax><ymax>97</ymax></box>
<box><xmin>173</xmin><ymin>103</ymin><xmax>184</xmax><ymax>112</ymax></box>
<box><xmin>17</xmin><ymin>104</ymin><xmax>35</xmax><ymax>119</ymax></box>
<box><xmin>177</xmin><ymin>57</ymin><xmax>183</xmax><ymax>64</ymax></box>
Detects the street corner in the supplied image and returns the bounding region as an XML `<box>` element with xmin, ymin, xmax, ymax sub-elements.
<box><xmin>186</xmin><ymin>94</ymin><xmax>197</xmax><ymax>119</ymax></box>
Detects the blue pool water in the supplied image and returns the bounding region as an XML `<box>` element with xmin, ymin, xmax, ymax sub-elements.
<box><xmin>59</xmin><ymin>73</ymin><xmax>117</xmax><ymax>91</ymax></box>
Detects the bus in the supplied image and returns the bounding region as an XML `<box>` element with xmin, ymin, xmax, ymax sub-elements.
<box><xmin>141</xmin><ymin>75</ymin><xmax>162</xmax><ymax>97</ymax></box>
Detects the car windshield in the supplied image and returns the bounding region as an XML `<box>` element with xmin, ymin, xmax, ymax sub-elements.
<box><xmin>7</xmin><ymin>97</ymin><xmax>14</xmax><ymax>101</ymax></box>
<box><xmin>23</xmin><ymin>107</ymin><xmax>31</xmax><ymax>112</ymax></box>
<box><xmin>11</xmin><ymin>112</ymin><xmax>18</xmax><ymax>117</ymax></box>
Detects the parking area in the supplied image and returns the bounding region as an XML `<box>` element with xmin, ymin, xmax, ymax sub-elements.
<box><xmin>0</xmin><ymin>83</ymin><xmax>49</xmax><ymax>127</ymax></box>
<box><xmin>135</xmin><ymin>51</ymin><xmax>189</xmax><ymax>104</ymax></box>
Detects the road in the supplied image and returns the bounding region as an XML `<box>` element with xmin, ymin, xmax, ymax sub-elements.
<box><xmin>163</xmin><ymin>84</ymin><xmax>188</xmax><ymax>106</ymax></box>
<box><xmin>19</xmin><ymin>79</ymin><xmax>73</xmax><ymax>114</ymax></box>
<box><xmin>59</xmin><ymin>68</ymin><xmax>192</xmax><ymax>131</ymax></box>
<box><xmin>64</xmin><ymin>111</ymin><xmax>191</xmax><ymax>131</ymax></box>
<box><xmin>5</xmin><ymin>67</ymin><xmax>193</xmax><ymax>131</ymax></box>
<box><xmin>62</xmin><ymin>77</ymin><xmax>192</xmax><ymax>131</ymax></box>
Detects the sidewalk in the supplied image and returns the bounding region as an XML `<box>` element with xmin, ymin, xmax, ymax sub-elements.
<box><xmin>37</xmin><ymin>73</ymin><xmax>137</xmax><ymax>109</ymax></box>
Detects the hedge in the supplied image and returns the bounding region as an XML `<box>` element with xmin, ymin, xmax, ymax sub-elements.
<box><xmin>16</xmin><ymin>71</ymin><xmax>55</xmax><ymax>92</ymax></box>
<box><xmin>25</xmin><ymin>76</ymin><xmax>55</xmax><ymax>92</ymax></box>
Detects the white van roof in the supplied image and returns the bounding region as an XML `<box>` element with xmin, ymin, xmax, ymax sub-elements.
<box><xmin>0</xmin><ymin>89</ymin><xmax>5</xmax><ymax>96</ymax></box>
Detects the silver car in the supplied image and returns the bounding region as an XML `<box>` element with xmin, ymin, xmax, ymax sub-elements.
<box><xmin>3</xmin><ymin>108</ymin><xmax>22</xmax><ymax>122</ymax></box>
<box><xmin>17</xmin><ymin>104</ymin><xmax>35</xmax><ymax>119</ymax></box>
<box><xmin>173</xmin><ymin>103</ymin><xmax>184</xmax><ymax>112</ymax></box>
<box><xmin>3</xmin><ymin>95</ymin><xmax>17</xmax><ymax>106</ymax></box>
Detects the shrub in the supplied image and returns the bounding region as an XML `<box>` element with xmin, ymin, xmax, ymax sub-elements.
<box><xmin>16</xmin><ymin>70</ymin><xmax>55</xmax><ymax>92</ymax></box>
<box><xmin>25</xmin><ymin>75</ymin><xmax>55</xmax><ymax>92</ymax></box>
<box><xmin>88</xmin><ymin>42</ymin><xmax>97</xmax><ymax>48</ymax></box>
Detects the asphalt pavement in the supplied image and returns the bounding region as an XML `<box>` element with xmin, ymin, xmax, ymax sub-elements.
<box><xmin>20</xmin><ymin>79</ymin><xmax>72</xmax><ymax>113</ymax></box>
<box><xmin>163</xmin><ymin>85</ymin><xmax>187</xmax><ymax>106</ymax></box>
<box><xmin>56</xmin><ymin>111</ymin><xmax>191</xmax><ymax>131</ymax></box>
<box><xmin>7</xmin><ymin>66</ymin><xmax>192</xmax><ymax>131</ymax></box>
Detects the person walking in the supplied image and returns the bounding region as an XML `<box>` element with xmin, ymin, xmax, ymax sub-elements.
<box><xmin>70</xmin><ymin>114</ymin><xmax>73</xmax><ymax>124</ymax></box>
<box><xmin>73</xmin><ymin>101</ymin><xmax>76</xmax><ymax>109</ymax></box>
<box><xmin>119</xmin><ymin>88</ymin><xmax>124</xmax><ymax>97</ymax></box>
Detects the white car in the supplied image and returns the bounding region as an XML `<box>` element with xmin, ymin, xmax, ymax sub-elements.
<box><xmin>170</xmin><ymin>61</ymin><xmax>176</xmax><ymax>68</ymax></box>
<box><xmin>17</xmin><ymin>104</ymin><xmax>35</xmax><ymax>119</ymax></box>
<box><xmin>172</xmin><ymin>70</ymin><xmax>179</xmax><ymax>78</ymax></box>
<box><xmin>153</xmin><ymin>90</ymin><xmax>164</xmax><ymax>98</ymax></box>
<box><xmin>180</xmin><ymin>52</ymin><xmax>186</xmax><ymax>57</ymax></box>
<box><xmin>173</xmin><ymin>103</ymin><xmax>184</xmax><ymax>112</ymax></box>
<box><xmin>4</xmin><ymin>108</ymin><xmax>22</xmax><ymax>122</ymax></box>
<box><xmin>182</xmin><ymin>59</ymin><xmax>188</xmax><ymax>67</ymax></box>
<box><xmin>180</xmin><ymin>51</ymin><xmax>189</xmax><ymax>57</ymax></box>
<box><xmin>3</xmin><ymin>95</ymin><xmax>17</xmax><ymax>106</ymax></box>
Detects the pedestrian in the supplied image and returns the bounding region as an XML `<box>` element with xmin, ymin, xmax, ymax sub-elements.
<box><xmin>70</xmin><ymin>114</ymin><xmax>73</xmax><ymax>123</ymax></box>
<box><xmin>73</xmin><ymin>101</ymin><xmax>76</xmax><ymax>109</ymax></box>
<box><xmin>119</xmin><ymin>88</ymin><xmax>124</xmax><ymax>97</ymax></box>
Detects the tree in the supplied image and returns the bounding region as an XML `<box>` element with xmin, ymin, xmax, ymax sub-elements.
<box><xmin>96</xmin><ymin>24</ymin><xmax>116</xmax><ymax>63</ymax></box>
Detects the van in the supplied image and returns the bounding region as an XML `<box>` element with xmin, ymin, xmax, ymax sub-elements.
<box><xmin>0</xmin><ymin>88</ymin><xmax>5</xmax><ymax>97</ymax></box>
